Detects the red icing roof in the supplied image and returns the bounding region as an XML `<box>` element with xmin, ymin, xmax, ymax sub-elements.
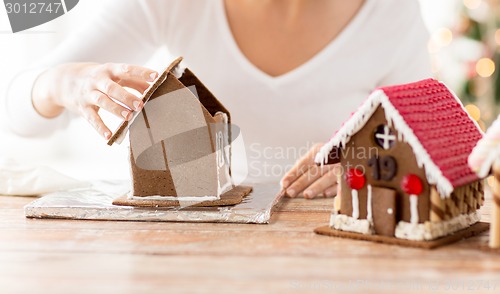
<box><xmin>378</xmin><ymin>78</ymin><xmax>482</xmax><ymax>188</ymax></box>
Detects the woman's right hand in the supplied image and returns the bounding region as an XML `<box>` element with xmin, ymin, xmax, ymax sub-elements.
<box><xmin>32</xmin><ymin>62</ymin><xmax>158</xmax><ymax>140</ymax></box>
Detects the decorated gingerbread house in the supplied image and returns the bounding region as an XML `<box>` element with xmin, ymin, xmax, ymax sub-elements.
<box><xmin>108</xmin><ymin>57</ymin><xmax>251</xmax><ymax>207</ymax></box>
<box><xmin>469</xmin><ymin>117</ymin><xmax>500</xmax><ymax>249</ymax></box>
<box><xmin>314</xmin><ymin>78</ymin><xmax>487</xmax><ymax>247</ymax></box>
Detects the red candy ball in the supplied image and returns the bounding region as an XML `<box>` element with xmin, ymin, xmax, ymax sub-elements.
<box><xmin>401</xmin><ymin>174</ymin><xmax>423</xmax><ymax>195</ymax></box>
<box><xmin>345</xmin><ymin>168</ymin><xmax>365</xmax><ymax>190</ymax></box>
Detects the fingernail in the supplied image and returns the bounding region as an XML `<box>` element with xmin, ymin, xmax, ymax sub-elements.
<box><xmin>104</xmin><ymin>132</ymin><xmax>111</xmax><ymax>139</ymax></box>
<box><xmin>281</xmin><ymin>180</ymin><xmax>289</xmax><ymax>189</ymax></box>
<box><xmin>304</xmin><ymin>190</ymin><xmax>313</xmax><ymax>199</ymax></box>
<box><xmin>148</xmin><ymin>72</ymin><xmax>157</xmax><ymax>82</ymax></box>
<box><xmin>122</xmin><ymin>111</ymin><xmax>130</xmax><ymax>120</ymax></box>
<box><xmin>287</xmin><ymin>189</ymin><xmax>296</xmax><ymax>198</ymax></box>
<box><xmin>326</xmin><ymin>189</ymin><xmax>337</xmax><ymax>197</ymax></box>
<box><xmin>133</xmin><ymin>101</ymin><xmax>142</xmax><ymax>111</ymax></box>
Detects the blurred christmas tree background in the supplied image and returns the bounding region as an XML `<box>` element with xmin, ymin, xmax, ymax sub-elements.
<box><xmin>420</xmin><ymin>0</ymin><xmax>500</xmax><ymax>130</ymax></box>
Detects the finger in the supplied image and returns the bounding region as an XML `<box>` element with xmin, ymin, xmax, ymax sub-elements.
<box><xmin>107</xmin><ymin>63</ymin><xmax>158</xmax><ymax>83</ymax></box>
<box><xmin>281</xmin><ymin>162</ymin><xmax>310</xmax><ymax>191</ymax></box>
<box><xmin>89</xmin><ymin>90</ymin><xmax>132</xmax><ymax>121</ymax></box>
<box><xmin>285</xmin><ymin>165</ymin><xmax>323</xmax><ymax>198</ymax></box>
<box><xmin>303</xmin><ymin>168</ymin><xmax>338</xmax><ymax>199</ymax></box>
<box><xmin>96</xmin><ymin>79</ymin><xmax>143</xmax><ymax>111</ymax></box>
<box><xmin>117</xmin><ymin>78</ymin><xmax>150</xmax><ymax>93</ymax></box>
<box><xmin>81</xmin><ymin>106</ymin><xmax>111</xmax><ymax>140</ymax></box>
<box><xmin>324</xmin><ymin>185</ymin><xmax>339</xmax><ymax>198</ymax></box>
<box><xmin>281</xmin><ymin>143</ymin><xmax>323</xmax><ymax>188</ymax></box>
<box><xmin>284</xmin><ymin>164</ymin><xmax>338</xmax><ymax>198</ymax></box>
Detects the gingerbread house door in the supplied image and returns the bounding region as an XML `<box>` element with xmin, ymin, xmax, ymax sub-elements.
<box><xmin>371</xmin><ymin>186</ymin><xmax>397</xmax><ymax>237</ymax></box>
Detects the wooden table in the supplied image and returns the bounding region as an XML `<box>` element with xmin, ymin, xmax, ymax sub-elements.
<box><xmin>1</xmin><ymin>194</ymin><xmax>499</xmax><ymax>294</ymax></box>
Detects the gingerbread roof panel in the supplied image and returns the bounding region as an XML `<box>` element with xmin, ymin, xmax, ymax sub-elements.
<box><xmin>107</xmin><ymin>57</ymin><xmax>183</xmax><ymax>146</ymax></box>
<box><xmin>380</xmin><ymin>78</ymin><xmax>483</xmax><ymax>189</ymax></box>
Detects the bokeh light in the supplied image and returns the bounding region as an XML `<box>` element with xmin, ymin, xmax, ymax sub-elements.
<box><xmin>476</xmin><ymin>58</ymin><xmax>495</xmax><ymax>77</ymax></box>
<box><xmin>433</xmin><ymin>28</ymin><xmax>453</xmax><ymax>48</ymax></box>
<box><xmin>495</xmin><ymin>29</ymin><xmax>500</xmax><ymax>46</ymax></box>
<box><xmin>465</xmin><ymin>104</ymin><xmax>481</xmax><ymax>121</ymax></box>
<box><xmin>463</xmin><ymin>0</ymin><xmax>482</xmax><ymax>10</ymax></box>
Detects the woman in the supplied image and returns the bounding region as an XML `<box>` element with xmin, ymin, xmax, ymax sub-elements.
<box><xmin>4</xmin><ymin>0</ymin><xmax>431</xmax><ymax>198</ymax></box>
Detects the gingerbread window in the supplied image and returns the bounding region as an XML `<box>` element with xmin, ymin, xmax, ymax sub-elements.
<box><xmin>374</xmin><ymin>125</ymin><xmax>396</xmax><ymax>150</ymax></box>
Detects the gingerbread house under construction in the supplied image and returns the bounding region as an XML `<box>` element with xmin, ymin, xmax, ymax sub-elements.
<box><xmin>315</xmin><ymin>78</ymin><xmax>485</xmax><ymax>242</ymax></box>
<box><xmin>107</xmin><ymin>57</ymin><xmax>251</xmax><ymax>207</ymax></box>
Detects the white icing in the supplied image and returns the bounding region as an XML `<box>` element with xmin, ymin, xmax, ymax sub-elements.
<box><xmin>128</xmin><ymin>194</ymin><xmax>218</xmax><ymax>202</ymax></box>
<box><xmin>367</xmin><ymin>184</ymin><xmax>373</xmax><ymax>221</ymax></box>
<box><xmin>469</xmin><ymin>114</ymin><xmax>500</xmax><ymax>178</ymax></box>
<box><xmin>172</xmin><ymin>62</ymin><xmax>186</xmax><ymax>78</ymax></box>
<box><xmin>329</xmin><ymin>213</ymin><xmax>374</xmax><ymax>235</ymax></box>
<box><xmin>410</xmin><ymin>194</ymin><xmax>419</xmax><ymax>225</ymax></box>
<box><xmin>214</xmin><ymin>111</ymin><xmax>233</xmax><ymax>196</ymax></box>
<box><xmin>333</xmin><ymin>174</ymin><xmax>342</xmax><ymax>213</ymax></box>
<box><xmin>315</xmin><ymin>83</ymin><xmax>480</xmax><ymax>198</ymax></box>
<box><xmin>352</xmin><ymin>189</ymin><xmax>359</xmax><ymax>219</ymax></box>
<box><xmin>395</xmin><ymin>212</ymin><xmax>480</xmax><ymax>241</ymax></box>
<box><xmin>375</xmin><ymin>125</ymin><xmax>396</xmax><ymax>150</ymax></box>
<box><xmin>397</xmin><ymin>129</ymin><xmax>403</xmax><ymax>142</ymax></box>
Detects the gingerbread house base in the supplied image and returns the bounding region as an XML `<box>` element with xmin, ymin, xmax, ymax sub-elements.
<box><xmin>314</xmin><ymin>222</ymin><xmax>490</xmax><ymax>249</ymax></box>
<box><xmin>113</xmin><ymin>185</ymin><xmax>252</xmax><ymax>208</ymax></box>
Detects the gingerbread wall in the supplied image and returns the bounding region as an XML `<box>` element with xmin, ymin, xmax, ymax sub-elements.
<box><xmin>339</xmin><ymin>106</ymin><xmax>431</xmax><ymax>223</ymax></box>
<box><xmin>129</xmin><ymin>72</ymin><xmax>229</xmax><ymax>197</ymax></box>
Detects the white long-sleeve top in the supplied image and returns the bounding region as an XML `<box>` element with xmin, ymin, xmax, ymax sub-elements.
<box><xmin>3</xmin><ymin>0</ymin><xmax>431</xmax><ymax>182</ymax></box>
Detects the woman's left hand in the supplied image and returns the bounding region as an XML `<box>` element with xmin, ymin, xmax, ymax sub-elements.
<box><xmin>281</xmin><ymin>143</ymin><xmax>339</xmax><ymax>199</ymax></box>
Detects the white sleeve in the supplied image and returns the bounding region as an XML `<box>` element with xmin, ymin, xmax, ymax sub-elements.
<box><xmin>379</xmin><ymin>1</ymin><xmax>432</xmax><ymax>86</ymax></box>
<box><xmin>3</xmin><ymin>67</ymin><xmax>69</xmax><ymax>137</ymax></box>
<box><xmin>2</xmin><ymin>0</ymin><xmax>167</xmax><ymax>137</ymax></box>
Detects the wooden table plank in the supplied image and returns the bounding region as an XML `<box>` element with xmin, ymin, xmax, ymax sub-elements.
<box><xmin>0</xmin><ymin>194</ymin><xmax>499</xmax><ymax>294</ymax></box>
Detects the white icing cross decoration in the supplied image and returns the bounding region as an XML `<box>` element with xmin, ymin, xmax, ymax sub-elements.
<box><xmin>375</xmin><ymin>125</ymin><xmax>396</xmax><ymax>150</ymax></box>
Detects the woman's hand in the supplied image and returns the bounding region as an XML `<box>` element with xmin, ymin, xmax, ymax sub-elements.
<box><xmin>32</xmin><ymin>62</ymin><xmax>158</xmax><ymax>139</ymax></box>
<box><xmin>281</xmin><ymin>143</ymin><xmax>339</xmax><ymax>199</ymax></box>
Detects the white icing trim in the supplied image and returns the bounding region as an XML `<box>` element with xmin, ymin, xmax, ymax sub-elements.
<box><xmin>219</xmin><ymin>111</ymin><xmax>231</xmax><ymax>171</ymax></box>
<box><xmin>367</xmin><ymin>185</ymin><xmax>373</xmax><ymax>222</ymax></box>
<box><xmin>214</xmin><ymin>112</ymin><xmax>233</xmax><ymax>196</ymax></box>
<box><xmin>128</xmin><ymin>194</ymin><xmax>218</xmax><ymax>202</ymax></box>
<box><xmin>469</xmin><ymin>113</ymin><xmax>500</xmax><ymax>178</ymax></box>
<box><xmin>352</xmin><ymin>189</ymin><xmax>359</xmax><ymax>219</ymax></box>
<box><xmin>315</xmin><ymin>90</ymin><xmax>383</xmax><ymax>167</ymax></box>
<box><xmin>172</xmin><ymin>62</ymin><xmax>187</xmax><ymax>78</ymax></box>
<box><xmin>315</xmin><ymin>82</ymin><xmax>476</xmax><ymax>198</ymax></box>
<box><xmin>333</xmin><ymin>174</ymin><xmax>342</xmax><ymax>213</ymax></box>
<box><xmin>395</xmin><ymin>212</ymin><xmax>480</xmax><ymax>241</ymax></box>
<box><xmin>474</xmin><ymin>147</ymin><xmax>500</xmax><ymax>179</ymax></box>
<box><xmin>329</xmin><ymin>213</ymin><xmax>374</xmax><ymax>235</ymax></box>
<box><xmin>410</xmin><ymin>195</ymin><xmax>419</xmax><ymax>225</ymax></box>
<box><xmin>375</xmin><ymin>125</ymin><xmax>396</xmax><ymax>150</ymax></box>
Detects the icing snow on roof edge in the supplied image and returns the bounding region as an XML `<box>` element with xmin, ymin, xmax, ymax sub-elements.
<box><xmin>314</xmin><ymin>89</ymin><xmax>456</xmax><ymax>198</ymax></box>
